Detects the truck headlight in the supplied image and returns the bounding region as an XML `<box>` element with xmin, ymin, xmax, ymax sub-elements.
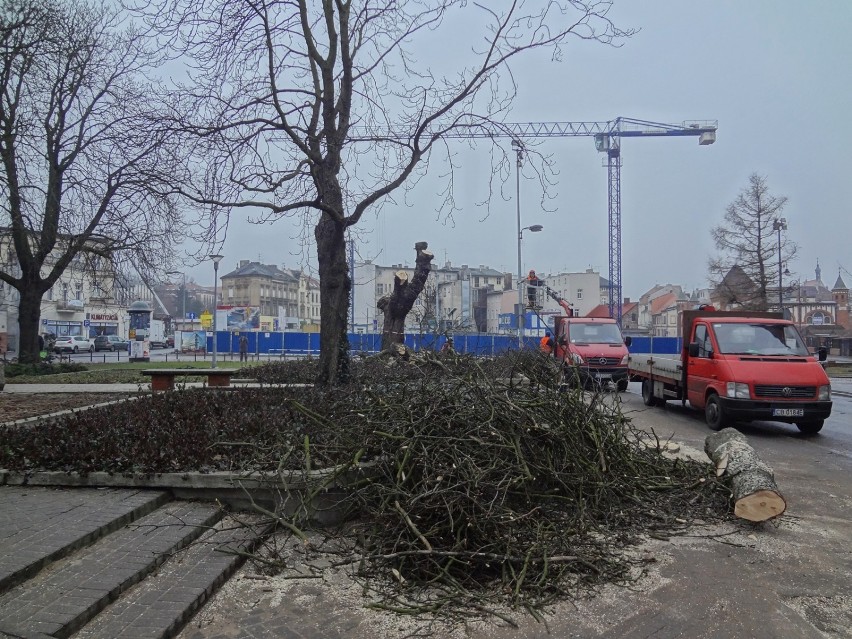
<box><xmin>571</xmin><ymin>353</ymin><xmax>585</xmax><ymax>364</ymax></box>
<box><xmin>818</xmin><ymin>385</ymin><xmax>831</xmax><ymax>401</ymax></box>
<box><xmin>726</xmin><ymin>382</ymin><xmax>750</xmax><ymax>399</ymax></box>
<box><xmin>619</xmin><ymin>354</ymin><xmax>629</xmax><ymax>365</ymax></box>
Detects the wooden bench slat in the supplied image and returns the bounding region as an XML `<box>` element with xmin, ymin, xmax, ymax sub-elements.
<box><xmin>141</xmin><ymin>369</ymin><xmax>236</xmax><ymax>391</ymax></box>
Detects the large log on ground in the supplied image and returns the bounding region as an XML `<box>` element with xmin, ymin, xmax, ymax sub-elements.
<box><xmin>704</xmin><ymin>428</ymin><xmax>786</xmax><ymax>522</ymax></box>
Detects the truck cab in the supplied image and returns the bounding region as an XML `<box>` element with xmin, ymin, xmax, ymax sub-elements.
<box><xmin>629</xmin><ymin>309</ymin><xmax>833</xmax><ymax>434</ymax></box>
<box><xmin>554</xmin><ymin>316</ymin><xmax>631</xmax><ymax>391</ymax></box>
<box><xmin>683</xmin><ymin>314</ymin><xmax>831</xmax><ymax>433</ymax></box>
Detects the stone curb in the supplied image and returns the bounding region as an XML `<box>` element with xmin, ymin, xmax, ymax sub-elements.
<box><xmin>0</xmin><ymin>466</ymin><xmax>372</xmax><ymax>522</ymax></box>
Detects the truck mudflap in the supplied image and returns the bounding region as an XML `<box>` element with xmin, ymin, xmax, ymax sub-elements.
<box><xmin>717</xmin><ymin>397</ymin><xmax>832</xmax><ymax>423</ymax></box>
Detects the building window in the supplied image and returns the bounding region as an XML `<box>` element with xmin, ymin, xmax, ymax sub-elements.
<box><xmin>228</xmin><ymin>287</ymin><xmax>234</xmax><ymax>299</ymax></box>
<box><xmin>809</xmin><ymin>311</ymin><xmax>829</xmax><ymax>325</ymax></box>
<box><xmin>576</xmin><ymin>289</ymin><xmax>583</xmax><ymax>300</ymax></box>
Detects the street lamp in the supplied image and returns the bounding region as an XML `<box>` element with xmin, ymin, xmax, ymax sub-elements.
<box><xmin>773</xmin><ymin>218</ymin><xmax>787</xmax><ymax>312</ymax></box>
<box><xmin>166</xmin><ymin>271</ymin><xmax>186</xmax><ymax>331</ymax></box>
<box><xmin>209</xmin><ymin>254</ymin><xmax>224</xmax><ymax>367</ymax></box>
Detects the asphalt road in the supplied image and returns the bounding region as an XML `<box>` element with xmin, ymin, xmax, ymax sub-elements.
<box><xmin>619</xmin><ymin>379</ymin><xmax>852</xmax><ymax>463</ymax></box>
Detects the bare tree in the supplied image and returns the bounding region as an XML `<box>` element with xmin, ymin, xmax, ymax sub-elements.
<box><xmin>709</xmin><ymin>174</ymin><xmax>796</xmax><ymax>311</ymax></box>
<box><xmin>0</xmin><ymin>0</ymin><xmax>187</xmax><ymax>363</ymax></box>
<box><xmin>144</xmin><ymin>0</ymin><xmax>633</xmax><ymax>384</ymax></box>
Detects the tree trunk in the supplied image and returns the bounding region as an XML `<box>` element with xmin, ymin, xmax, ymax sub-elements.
<box><xmin>704</xmin><ymin>428</ymin><xmax>786</xmax><ymax>522</ymax></box>
<box><xmin>378</xmin><ymin>242</ymin><xmax>434</xmax><ymax>351</ymax></box>
<box><xmin>314</xmin><ymin>212</ymin><xmax>351</xmax><ymax>386</ymax></box>
<box><xmin>17</xmin><ymin>285</ymin><xmax>46</xmax><ymax>364</ymax></box>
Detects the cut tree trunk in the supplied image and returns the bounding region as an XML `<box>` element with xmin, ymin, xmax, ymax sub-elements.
<box><xmin>378</xmin><ymin>242</ymin><xmax>434</xmax><ymax>352</ymax></box>
<box><xmin>704</xmin><ymin>428</ymin><xmax>786</xmax><ymax>522</ymax></box>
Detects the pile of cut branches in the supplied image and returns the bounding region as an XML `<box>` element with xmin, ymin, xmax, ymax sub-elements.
<box><xmin>247</xmin><ymin>351</ymin><xmax>731</xmax><ymax>621</ymax></box>
<box><xmin>3</xmin><ymin>351</ymin><xmax>732</xmax><ymax>621</ymax></box>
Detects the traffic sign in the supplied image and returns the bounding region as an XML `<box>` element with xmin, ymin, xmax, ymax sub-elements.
<box><xmin>186</xmin><ymin>312</ymin><xmax>197</xmax><ymax>319</ymax></box>
<box><xmin>83</xmin><ymin>319</ymin><xmax>90</xmax><ymax>327</ymax></box>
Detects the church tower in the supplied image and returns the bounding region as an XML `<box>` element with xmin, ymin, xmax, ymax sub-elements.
<box><xmin>833</xmin><ymin>271</ymin><xmax>849</xmax><ymax>330</ymax></box>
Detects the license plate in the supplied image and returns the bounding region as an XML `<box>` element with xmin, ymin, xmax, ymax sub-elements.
<box><xmin>595</xmin><ymin>374</ymin><xmax>611</xmax><ymax>380</ymax></box>
<box><xmin>773</xmin><ymin>408</ymin><xmax>804</xmax><ymax>417</ymax></box>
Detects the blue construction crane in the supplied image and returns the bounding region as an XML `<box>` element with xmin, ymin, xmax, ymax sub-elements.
<box><xmin>473</xmin><ymin>117</ymin><xmax>717</xmax><ymax>324</ymax></box>
<box><xmin>353</xmin><ymin>117</ymin><xmax>718</xmax><ymax>324</ymax></box>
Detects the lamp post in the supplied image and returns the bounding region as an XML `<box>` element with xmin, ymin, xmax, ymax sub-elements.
<box><xmin>166</xmin><ymin>271</ymin><xmax>186</xmax><ymax>331</ymax></box>
<box><xmin>773</xmin><ymin>218</ymin><xmax>787</xmax><ymax>312</ymax></box>
<box><xmin>210</xmin><ymin>254</ymin><xmax>224</xmax><ymax>367</ymax></box>
<box><xmin>513</xmin><ymin>139</ymin><xmax>524</xmax><ymax>344</ymax></box>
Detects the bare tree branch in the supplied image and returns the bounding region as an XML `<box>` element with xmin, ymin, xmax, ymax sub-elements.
<box><xmin>137</xmin><ymin>0</ymin><xmax>634</xmax><ymax>383</ymax></box>
<box><xmin>0</xmin><ymin>0</ymin><xmax>189</xmax><ymax>362</ymax></box>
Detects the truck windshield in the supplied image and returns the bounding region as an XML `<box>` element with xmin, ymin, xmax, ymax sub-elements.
<box><xmin>569</xmin><ymin>323</ymin><xmax>625</xmax><ymax>345</ymax></box>
<box><xmin>712</xmin><ymin>323</ymin><xmax>811</xmax><ymax>356</ymax></box>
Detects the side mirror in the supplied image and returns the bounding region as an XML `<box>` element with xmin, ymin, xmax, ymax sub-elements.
<box><xmin>624</xmin><ymin>336</ymin><xmax>632</xmax><ymax>348</ymax></box>
<box><xmin>688</xmin><ymin>342</ymin><xmax>700</xmax><ymax>357</ymax></box>
<box><xmin>818</xmin><ymin>347</ymin><xmax>828</xmax><ymax>362</ymax></box>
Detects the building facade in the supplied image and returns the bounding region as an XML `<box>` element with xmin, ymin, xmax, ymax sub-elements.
<box><xmin>0</xmin><ymin>233</ymin><xmax>161</xmax><ymax>352</ymax></box>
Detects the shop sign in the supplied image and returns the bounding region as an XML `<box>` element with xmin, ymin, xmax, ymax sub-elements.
<box><xmin>89</xmin><ymin>313</ymin><xmax>119</xmax><ymax>321</ymax></box>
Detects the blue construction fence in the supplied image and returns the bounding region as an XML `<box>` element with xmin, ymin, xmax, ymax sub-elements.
<box><xmin>198</xmin><ymin>331</ymin><xmax>543</xmax><ymax>357</ymax></box>
<box><xmin>198</xmin><ymin>331</ymin><xmax>684</xmax><ymax>358</ymax></box>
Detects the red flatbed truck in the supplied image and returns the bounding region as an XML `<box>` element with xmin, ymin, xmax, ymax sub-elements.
<box><xmin>628</xmin><ymin>309</ymin><xmax>832</xmax><ymax>434</ymax></box>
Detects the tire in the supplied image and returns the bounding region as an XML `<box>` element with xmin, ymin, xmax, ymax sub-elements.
<box><xmin>73</xmin><ymin>346</ymin><xmax>79</xmax><ymax>353</ymax></box>
<box><xmin>88</xmin><ymin>346</ymin><xmax>94</xmax><ymax>353</ymax></box>
<box><xmin>641</xmin><ymin>379</ymin><xmax>658</xmax><ymax>406</ymax></box>
<box><xmin>705</xmin><ymin>393</ymin><xmax>727</xmax><ymax>431</ymax></box>
<box><xmin>109</xmin><ymin>346</ymin><xmax>114</xmax><ymax>352</ymax></box>
<box><xmin>796</xmin><ymin>420</ymin><xmax>824</xmax><ymax>435</ymax></box>
<box><xmin>616</xmin><ymin>378</ymin><xmax>629</xmax><ymax>393</ymax></box>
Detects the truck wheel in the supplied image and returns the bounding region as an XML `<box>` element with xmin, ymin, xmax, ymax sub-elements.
<box><xmin>641</xmin><ymin>379</ymin><xmax>658</xmax><ymax>406</ymax></box>
<box><xmin>705</xmin><ymin>394</ymin><xmax>727</xmax><ymax>431</ymax></box>
<box><xmin>73</xmin><ymin>346</ymin><xmax>79</xmax><ymax>354</ymax></box>
<box><xmin>616</xmin><ymin>379</ymin><xmax>629</xmax><ymax>392</ymax></box>
<box><xmin>796</xmin><ymin>420</ymin><xmax>824</xmax><ymax>435</ymax></box>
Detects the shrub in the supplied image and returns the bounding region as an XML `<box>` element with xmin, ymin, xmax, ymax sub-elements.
<box><xmin>3</xmin><ymin>362</ymin><xmax>88</xmax><ymax>377</ymax></box>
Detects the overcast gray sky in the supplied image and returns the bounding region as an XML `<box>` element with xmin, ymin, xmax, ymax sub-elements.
<box><xmin>179</xmin><ymin>1</ymin><xmax>852</xmax><ymax>300</ymax></box>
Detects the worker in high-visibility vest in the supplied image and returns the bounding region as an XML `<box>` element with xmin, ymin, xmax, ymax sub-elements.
<box><xmin>539</xmin><ymin>331</ymin><xmax>554</xmax><ymax>355</ymax></box>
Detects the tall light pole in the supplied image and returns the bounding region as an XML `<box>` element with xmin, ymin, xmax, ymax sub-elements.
<box><xmin>513</xmin><ymin>139</ymin><xmax>524</xmax><ymax>344</ymax></box>
<box><xmin>773</xmin><ymin>218</ymin><xmax>787</xmax><ymax>312</ymax></box>
<box><xmin>210</xmin><ymin>254</ymin><xmax>224</xmax><ymax>367</ymax></box>
<box><xmin>166</xmin><ymin>271</ymin><xmax>186</xmax><ymax>330</ymax></box>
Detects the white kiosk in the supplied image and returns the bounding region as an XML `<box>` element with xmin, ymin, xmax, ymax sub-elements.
<box><xmin>128</xmin><ymin>300</ymin><xmax>152</xmax><ymax>362</ymax></box>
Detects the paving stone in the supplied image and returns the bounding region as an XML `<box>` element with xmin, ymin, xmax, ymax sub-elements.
<box><xmin>0</xmin><ymin>501</ymin><xmax>221</xmax><ymax>639</ymax></box>
<box><xmin>73</xmin><ymin>515</ymin><xmax>262</xmax><ymax>639</ymax></box>
<box><xmin>0</xmin><ymin>487</ymin><xmax>170</xmax><ymax>594</ymax></box>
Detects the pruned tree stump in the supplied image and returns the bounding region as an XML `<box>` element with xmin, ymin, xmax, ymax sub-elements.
<box><xmin>704</xmin><ymin>428</ymin><xmax>786</xmax><ymax>522</ymax></box>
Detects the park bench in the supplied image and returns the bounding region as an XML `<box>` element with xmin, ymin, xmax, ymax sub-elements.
<box><xmin>141</xmin><ymin>368</ymin><xmax>236</xmax><ymax>391</ymax></box>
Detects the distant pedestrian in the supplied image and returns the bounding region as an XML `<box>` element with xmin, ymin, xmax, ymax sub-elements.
<box><xmin>440</xmin><ymin>338</ymin><xmax>454</xmax><ymax>354</ymax></box>
<box><xmin>239</xmin><ymin>334</ymin><xmax>249</xmax><ymax>362</ymax></box>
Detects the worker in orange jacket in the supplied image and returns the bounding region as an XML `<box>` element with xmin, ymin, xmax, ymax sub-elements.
<box><xmin>539</xmin><ymin>331</ymin><xmax>554</xmax><ymax>355</ymax></box>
